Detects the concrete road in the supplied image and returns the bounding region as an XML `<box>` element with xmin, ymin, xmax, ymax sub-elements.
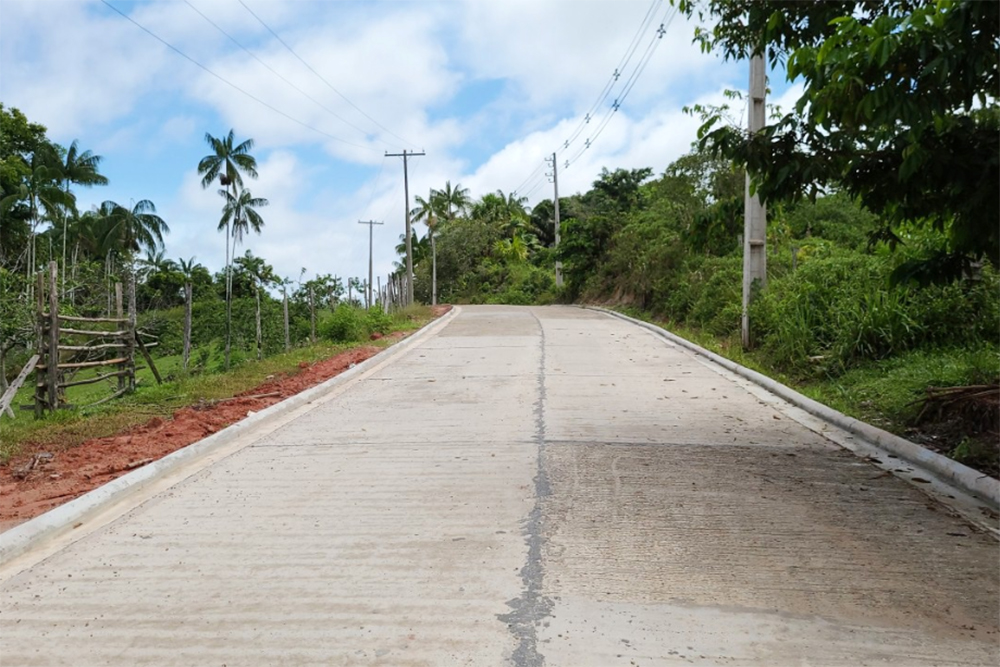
<box><xmin>1</xmin><ymin>305</ymin><xmax>997</xmax><ymax>666</ymax></box>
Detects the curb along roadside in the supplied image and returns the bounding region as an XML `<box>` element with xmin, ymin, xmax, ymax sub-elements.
<box><xmin>0</xmin><ymin>306</ymin><xmax>460</xmax><ymax>566</ymax></box>
<box><xmin>589</xmin><ymin>306</ymin><xmax>1000</xmax><ymax>509</ymax></box>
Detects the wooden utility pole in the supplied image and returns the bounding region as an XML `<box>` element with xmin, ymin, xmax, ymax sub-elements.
<box><xmin>359</xmin><ymin>220</ymin><xmax>383</xmax><ymax>309</ymax></box>
<box><xmin>547</xmin><ymin>152</ymin><xmax>563</xmax><ymax>287</ymax></box>
<box><xmin>385</xmin><ymin>149</ymin><xmax>425</xmax><ymax>305</ymax></box>
<box><xmin>742</xmin><ymin>53</ymin><xmax>767</xmax><ymax>349</ymax></box>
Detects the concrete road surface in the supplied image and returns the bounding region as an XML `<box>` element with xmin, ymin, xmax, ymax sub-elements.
<box><xmin>1</xmin><ymin>305</ymin><xmax>997</xmax><ymax>666</ymax></box>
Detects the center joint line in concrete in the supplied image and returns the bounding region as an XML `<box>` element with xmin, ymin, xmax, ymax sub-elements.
<box><xmin>499</xmin><ymin>308</ymin><xmax>554</xmax><ymax>667</ymax></box>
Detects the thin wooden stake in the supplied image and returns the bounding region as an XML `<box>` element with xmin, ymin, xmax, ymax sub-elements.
<box><xmin>47</xmin><ymin>262</ymin><xmax>59</xmax><ymax>411</ymax></box>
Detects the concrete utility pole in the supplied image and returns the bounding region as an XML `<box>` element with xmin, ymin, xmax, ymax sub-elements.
<box><xmin>742</xmin><ymin>53</ymin><xmax>767</xmax><ymax>349</ymax></box>
<box><xmin>358</xmin><ymin>220</ymin><xmax>383</xmax><ymax>309</ymax></box>
<box><xmin>385</xmin><ymin>149</ymin><xmax>425</xmax><ymax>305</ymax></box>
<box><xmin>546</xmin><ymin>152</ymin><xmax>563</xmax><ymax>287</ymax></box>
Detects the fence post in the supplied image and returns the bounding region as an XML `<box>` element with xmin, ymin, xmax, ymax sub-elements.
<box><xmin>34</xmin><ymin>271</ymin><xmax>45</xmax><ymax>418</ymax></box>
<box><xmin>116</xmin><ymin>283</ymin><xmax>124</xmax><ymax>394</ymax></box>
<box><xmin>127</xmin><ymin>272</ymin><xmax>137</xmax><ymax>393</ymax></box>
<box><xmin>47</xmin><ymin>262</ymin><xmax>59</xmax><ymax>411</ymax></box>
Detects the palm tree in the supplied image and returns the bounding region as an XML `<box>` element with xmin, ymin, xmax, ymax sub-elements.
<box><xmin>178</xmin><ymin>256</ymin><xmax>203</xmax><ymax>370</ymax></box>
<box><xmin>58</xmin><ymin>141</ymin><xmax>107</xmax><ymax>294</ymax></box>
<box><xmin>221</xmin><ymin>186</ymin><xmax>268</xmax><ymax>248</ymax></box>
<box><xmin>436</xmin><ymin>180</ymin><xmax>470</xmax><ymax>222</ymax></box>
<box><xmin>137</xmin><ymin>248</ymin><xmax>177</xmax><ymax>283</ymax></box>
<box><xmin>411</xmin><ymin>189</ymin><xmax>442</xmax><ymax>305</ymax></box>
<box><xmin>219</xmin><ymin>186</ymin><xmax>267</xmax><ymax>365</ymax></box>
<box><xmin>198</xmin><ymin>129</ymin><xmax>258</xmax><ymax>369</ymax></box>
<box><xmin>234</xmin><ymin>250</ymin><xmax>274</xmax><ymax>361</ymax></box>
<box><xmin>0</xmin><ymin>148</ymin><xmax>72</xmax><ymax>296</ymax></box>
<box><xmin>100</xmin><ymin>199</ymin><xmax>168</xmax><ymax>261</ymax></box>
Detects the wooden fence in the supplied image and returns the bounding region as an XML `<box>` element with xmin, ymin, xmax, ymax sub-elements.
<box><xmin>30</xmin><ymin>262</ymin><xmax>158</xmax><ymax>416</ymax></box>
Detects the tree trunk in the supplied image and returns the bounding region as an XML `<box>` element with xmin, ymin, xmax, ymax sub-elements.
<box><xmin>431</xmin><ymin>231</ymin><xmax>437</xmax><ymax>306</ymax></box>
<box><xmin>0</xmin><ymin>341</ymin><xmax>9</xmax><ymax>395</ymax></box>
<box><xmin>183</xmin><ymin>281</ymin><xmax>192</xmax><ymax>370</ymax></box>
<box><xmin>309</xmin><ymin>286</ymin><xmax>316</xmax><ymax>344</ymax></box>
<box><xmin>255</xmin><ymin>283</ymin><xmax>262</xmax><ymax>361</ymax></box>
<box><xmin>224</xmin><ymin>220</ymin><xmax>232</xmax><ymax>370</ymax></box>
<box><xmin>283</xmin><ymin>285</ymin><xmax>290</xmax><ymax>352</ymax></box>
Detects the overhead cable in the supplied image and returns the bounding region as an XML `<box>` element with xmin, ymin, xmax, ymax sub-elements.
<box><xmin>99</xmin><ymin>0</ymin><xmax>376</xmax><ymax>151</ymax></box>
<box><xmin>183</xmin><ymin>0</ymin><xmax>392</xmax><ymax>147</ymax></box>
<box><xmin>238</xmin><ymin>0</ymin><xmax>418</xmax><ymax>150</ymax></box>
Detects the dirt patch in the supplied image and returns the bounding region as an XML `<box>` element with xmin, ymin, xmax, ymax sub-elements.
<box><xmin>0</xmin><ymin>335</ymin><xmax>420</xmax><ymax>532</ymax></box>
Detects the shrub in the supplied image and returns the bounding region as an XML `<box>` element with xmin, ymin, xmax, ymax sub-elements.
<box><xmin>318</xmin><ymin>305</ymin><xmax>367</xmax><ymax>343</ymax></box>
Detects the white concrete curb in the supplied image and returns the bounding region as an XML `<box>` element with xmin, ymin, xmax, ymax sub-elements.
<box><xmin>590</xmin><ymin>306</ymin><xmax>1000</xmax><ymax>509</ymax></box>
<box><xmin>0</xmin><ymin>307</ymin><xmax>460</xmax><ymax>565</ymax></box>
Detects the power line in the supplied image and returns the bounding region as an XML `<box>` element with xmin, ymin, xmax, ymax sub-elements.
<box><xmin>361</xmin><ymin>156</ymin><xmax>387</xmax><ymax>220</ymax></box>
<box><xmin>99</xmin><ymin>0</ymin><xmax>376</xmax><ymax>151</ymax></box>
<box><xmin>238</xmin><ymin>0</ymin><xmax>417</xmax><ymax>150</ymax></box>
<box><xmin>511</xmin><ymin>0</ymin><xmax>672</xmax><ymax>196</ymax></box>
<box><xmin>513</xmin><ymin>160</ymin><xmax>546</xmax><ymax>197</ymax></box>
<box><xmin>182</xmin><ymin>0</ymin><xmax>389</xmax><ymax>147</ymax></box>
<box><xmin>558</xmin><ymin>0</ymin><xmax>662</xmax><ymax>155</ymax></box>
<box><xmin>566</xmin><ymin>5</ymin><xmax>677</xmax><ymax>169</ymax></box>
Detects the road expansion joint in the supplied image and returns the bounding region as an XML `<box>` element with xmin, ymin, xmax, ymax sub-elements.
<box><xmin>499</xmin><ymin>310</ymin><xmax>554</xmax><ymax>667</ymax></box>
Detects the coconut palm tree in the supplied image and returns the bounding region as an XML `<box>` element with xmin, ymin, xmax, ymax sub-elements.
<box><xmin>178</xmin><ymin>256</ymin><xmax>203</xmax><ymax>370</ymax></box>
<box><xmin>411</xmin><ymin>189</ymin><xmax>443</xmax><ymax>305</ymax></box>
<box><xmin>436</xmin><ymin>180</ymin><xmax>470</xmax><ymax>222</ymax></box>
<box><xmin>234</xmin><ymin>250</ymin><xmax>274</xmax><ymax>361</ymax></box>
<box><xmin>0</xmin><ymin>148</ymin><xmax>72</xmax><ymax>295</ymax></box>
<box><xmin>100</xmin><ymin>199</ymin><xmax>168</xmax><ymax>261</ymax></box>
<box><xmin>198</xmin><ymin>129</ymin><xmax>257</xmax><ymax>368</ymax></box>
<box><xmin>220</xmin><ymin>189</ymin><xmax>267</xmax><ymax>364</ymax></box>
<box><xmin>58</xmin><ymin>141</ymin><xmax>107</xmax><ymax>294</ymax></box>
<box><xmin>221</xmin><ymin>186</ymin><xmax>268</xmax><ymax>248</ymax></box>
<box><xmin>137</xmin><ymin>248</ymin><xmax>177</xmax><ymax>283</ymax></box>
<box><xmin>198</xmin><ymin>130</ymin><xmax>259</xmax><ymax>369</ymax></box>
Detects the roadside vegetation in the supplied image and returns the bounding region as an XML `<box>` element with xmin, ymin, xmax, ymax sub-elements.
<box><xmin>0</xmin><ymin>102</ymin><xmax>431</xmax><ymax>463</ymax></box>
<box><xmin>0</xmin><ymin>305</ymin><xmax>430</xmax><ymax>463</ymax></box>
<box><xmin>2</xmin><ymin>2</ymin><xmax>995</xmax><ymax>476</ymax></box>
<box><xmin>389</xmin><ymin>0</ymin><xmax>999</xmax><ymax>475</ymax></box>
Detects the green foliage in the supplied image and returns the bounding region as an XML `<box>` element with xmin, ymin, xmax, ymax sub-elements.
<box><xmin>678</xmin><ymin>0</ymin><xmax>1000</xmax><ymax>274</ymax></box>
<box><xmin>319</xmin><ymin>305</ymin><xmax>368</xmax><ymax>343</ymax></box>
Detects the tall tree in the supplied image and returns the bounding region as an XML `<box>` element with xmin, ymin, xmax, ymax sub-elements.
<box><xmin>412</xmin><ymin>190</ymin><xmax>442</xmax><ymax>305</ymax></box>
<box><xmin>219</xmin><ymin>185</ymin><xmax>267</xmax><ymax>365</ymax></box>
<box><xmin>57</xmin><ymin>140</ymin><xmax>107</xmax><ymax>294</ymax></box>
<box><xmin>0</xmin><ymin>146</ymin><xmax>71</xmax><ymax>292</ymax></box>
<box><xmin>234</xmin><ymin>250</ymin><xmax>274</xmax><ymax>361</ymax></box>
<box><xmin>221</xmin><ymin>186</ymin><xmax>268</xmax><ymax>249</ymax></box>
<box><xmin>676</xmin><ymin>0</ymin><xmax>999</xmax><ymax>280</ymax></box>
<box><xmin>177</xmin><ymin>256</ymin><xmax>203</xmax><ymax>370</ymax></box>
<box><xmin>100</xmin><ymin>199</ymin><xmax>169</xmax><ymax>275</ymax></box>
<box><xmin>197</xmin><ymin>129</ymin><xmax>258</xmax><ymax>368</ymax></box>
<box><xmin>435</xmin><ymin>180</ymin><xmax>471</xmax><ymax>222</ymax></box>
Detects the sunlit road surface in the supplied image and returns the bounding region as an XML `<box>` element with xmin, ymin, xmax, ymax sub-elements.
<box><xmin>1</xmin><ymin>305</ymin><xmax>997</xmax><ymax>666</ymax></box>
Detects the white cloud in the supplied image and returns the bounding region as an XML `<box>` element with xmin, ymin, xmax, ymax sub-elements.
<box><xmin>2</xmin><ymin>0</ymin><xmax>758</xmax><ymax>288</ymax></box>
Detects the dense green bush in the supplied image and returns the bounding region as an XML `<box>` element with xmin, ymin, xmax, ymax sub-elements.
<box><xmin>319</xmin><ymin>305</ymin><xmax>368</xmax><ymax>343</ymax></box>
<box><xmin>317</xmin><ymin>306</ymin><xmax>401</xmax><ymax>343</ymax></box>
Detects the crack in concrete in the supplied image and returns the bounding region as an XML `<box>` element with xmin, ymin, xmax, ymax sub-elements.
<box><xmin>499</xmin><ymin>309</ymin><xmax>553</xmax><ymax>667</ymax></box>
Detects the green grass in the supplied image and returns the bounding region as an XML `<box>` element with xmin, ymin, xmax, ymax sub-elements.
<box><xmin>0</xmin><ymin>305</ymin><xmax>434</xmax><ymax>463</ymax></box>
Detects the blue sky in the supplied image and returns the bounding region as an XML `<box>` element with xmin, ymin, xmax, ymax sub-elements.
<box><xmin>1</xmin><ymin>0</ymin><xmax>799</xmax><ymax>288</ymax></box>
